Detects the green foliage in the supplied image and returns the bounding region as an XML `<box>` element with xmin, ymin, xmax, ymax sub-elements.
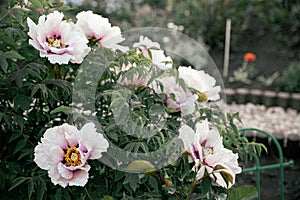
<box><xmin>171</xmin><ymin>0</ymin><xmax>251</xmax><ymax>50</ymax></box>
<box><xmin>253</xmin><ymin>0</ymin><xmax>300</xmax><ymax>51</ymax></box>
<box><xmin>229</xmin><ymin>185</ymin><xmax>258</xmax><ymax>200</ymax></box>
<box><xmin>280</xmin><ymin>62</ymin><xmax>300</xmax><ymax>93</ymax></box>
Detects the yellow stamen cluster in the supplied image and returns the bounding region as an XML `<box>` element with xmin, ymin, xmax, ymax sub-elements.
<box><xmin>203</xmin><ymin>147</ymin><xmax>214</xmax><ymax>157</ymax></box>
<box><xmin>47</xmin><ymin>35</ymin><xmax>67</xmax><ymax>48</ymax></box>
<box><xmin>64</xmin><ymin>147</ymin><xmax>82</xmax><ymax>167</ymax></box>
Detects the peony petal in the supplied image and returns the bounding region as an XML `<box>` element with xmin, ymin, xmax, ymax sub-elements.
<box><xmin>133</xmin><ymin>36</ymin><xmax>160</xmax><ymax>49</ymax></box>
<box><xmin>48</xmin><ymin>165</ymin><xmax>68</xmax><ymax>188</ymax></box>
<box><xmin>49</xmin><ymin>145</ymin><xmax>64</xmax><ymax>163</ymax></box>
<box><xmin>76</xmin><ymin>11</ymin><xmax>127</xmax><ymax>52</ymax></box>
<box><xmin>195</xmin><ymin>119</ymin><xmax>210</xmax><ymax>144</ymax></box>
<box><xmin>79</xmin><ymin>122</ymin><xmax>109</xmax><ymax>159</ymax></box>
<box><xmin>178</xmin><ymin>66</ymin><xmax>221</xmax><ymax>101</ymax></box>
<box><xmin>34</xmin><ymin>143</ymin><xmax>51</xmax><ymax>170</ymax></box>
<box><xmin>42</xmin><ymin>126</ymin><xmax>68</xmax><ymax>148</ymax></box>
<box><xmin>60</xmin><ymin>123</ymin><xmax>80</xmax><ymax>147</ymax></box>
<box><xmin>57</xmin><ymin>163</ymin><xmax>73</xmax><ymax>180</ymax></box>
<box><xmin>212</xmin><ymin>169</ymin><xmax>235</xmax><ymax>189</ymax></box>
<box><xmin>178</xmin><ymin>124</ymin><xmax>195</xmax><ymax>150</ymax></box>
<box><xmin>205</xmin><ymin>129</ymin><xmax>222</xmax><ymax>149</ymax></box>
<box><xmin>195</xmin><ymin>166</ymin><xmax>206</xmax><ymax>180</ymax></box>
<box><xmin>68</xmin><ymin>165</ymin><xmax>90</xmax><ymax>187</ymax></box>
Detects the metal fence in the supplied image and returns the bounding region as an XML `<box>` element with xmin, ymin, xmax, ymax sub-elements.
<box><xmin>239</xmin><ymin>128</ymin><xmax>294</xmax><ymax>200</ymax></box>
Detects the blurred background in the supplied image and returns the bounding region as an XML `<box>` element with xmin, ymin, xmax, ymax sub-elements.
<box><xmin>62</xmin><ymin>0</ymin><xmax>300</xmax><ymax>93</ymax></box>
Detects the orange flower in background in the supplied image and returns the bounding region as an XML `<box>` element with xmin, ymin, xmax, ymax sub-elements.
<box><xmin>243</xmin><ymin>52</ymin><xmax>256</xmax><ymax>62</ymax></box>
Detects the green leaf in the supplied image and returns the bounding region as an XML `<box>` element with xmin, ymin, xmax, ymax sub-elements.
<box><xmin>0</xmin><ymin>168</ymin><xmax>5</xmax><ymax>190</ymax></box>
<box><xmin>26</xmin><ymin>62</ymin><xmax>47</xmax><ymax>73</ymax></box>
<box><xmin>11</xmin><ymin>70</ymin><xmax>26</xmax><ymax>87</ymax></box>
<box><xmin>55</xmin><ymin>188</ymin><xmax>62</xmax><ymax>200</ymax></box>
<box><xmin>4</xmin><ymin>50</ymin><xmax>25</xmax><ymax>60</ymax></box>
<box><xmin>13</xmin><ymin>139</ymin><xmax>26</xmax><ymax>154</ymax></box>
<box><xmin>13</xmin><ymin>94</ymin><xmax>31</xmax><ymax>110</ymax></box>
<box><xmin>9</xmin><ymin>177</ymin><xmax>29</xmax><ymax>191</ymax></box>
<box><xmin>123</xmin><ymin>173</ymin><xmax>141</xmax><ymax>192</ymax></box>
<box><xmin>27</xmin><ymin>179</ymin><xmax>34</xmax><ymax>200</ymax></box>
<box><xmin>50</xmin><ymin>106</ymin><xmax>73</xmax><ymax>115</ymax></box>
<box><xmin>62</xmin><ymin>189</ymin><xmax>71</xmax><ymax>200</ymax></box>
<box><xmin>8</xmin><ymin>9</ymin><xmax>24</xmax><ymax>27</ymax></box>
<box><xmin>43</xmin><ymin>79</ymin><xmax>71</xmax><ymax>93</ymax></box>
<box><xmin>0</xmin><ymin>57</ymin><xmax>8</xmax><ymax>72</ymax></box>
<box><xmin>102</xmin><ymin>196</ymin><xmax>114</xmax><ymax>200</ymax></box>
<box><xmin>229</xmin><ymin>185</ymin><xmax>258</xmax><ymax>200</ymax></box>
<box><xmin>37</xmin><ymin>180</ymin><xmax>47</xmax><ymax>200</ymax></box>
<box><xmin>199</xmin><ymin>175</ymin><xmax>211</xmax><ymax>195</ymax></box>
<box><xmin>9</xmin><ymin>131</ymin><xmax>22</xmax><ymax>143</ymax></box>
<box><xmin>148</xmin><ymin>176</ymin><xmax>159</xmax><ymax>191</ymax></box>
<box><xmin>31</xmin><ymin>83</ymin><xmax>48</xmax><ymax>99</ymax></box>
<box><xmin>18</xmin><ymin>148</ymin><xmax>33</xmax><ymax>160</ymax></box>
<box><xmin>15</xmin><ymin>115</ymin><xmax>26</xmax><ymax>131</ymax></box>
<box><xmin>57</xmin><ymin>6</ymin><xmax>73</xmax><ymax>12</ymax></box>
<box><xmin>29</xmin><ymin>0</ymin><xmax>44</xmax><ymax>9</ymax></box>
<box><xmin>25</xmin><ymin>68</ymin><xmax>43</xmax><ymax>80</ymax></box>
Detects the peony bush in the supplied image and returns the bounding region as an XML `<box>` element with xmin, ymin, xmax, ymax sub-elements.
<box><xmin>0</xmin><ymin>1</ymin><xmax>265</xmax><ymax>199</ymax></box>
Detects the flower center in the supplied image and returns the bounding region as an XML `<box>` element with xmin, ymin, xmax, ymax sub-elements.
<box><xmin>47</xmin><ymin>35</ymin><xmax>68</xmax><ymax>48</ymax></box>
<box><xmin>64</xmin><ymin>147</ymin><xmax>82</xmax><ymax>167</ymax></box>
<box><xmin>203</xmin><ymin>147</ymin><xmax>214</xmax><ymax>157</ymax></box>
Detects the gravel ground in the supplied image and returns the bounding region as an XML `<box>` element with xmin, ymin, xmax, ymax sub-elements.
<box><xmin>222</xmin><ymin>102</ymin><xmax>300</xmax><ymax>145</ymax></box>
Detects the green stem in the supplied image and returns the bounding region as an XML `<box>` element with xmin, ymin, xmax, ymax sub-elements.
<box><xmin>186</xmin><ymin>172</ymin><xmax>211</xmax><ymax>200</ymax></box>
<box><xmin>85</xmin><ymin>187</ymin><xmax>93</xmax><ymax>200</ymax></box>
<box><xmin>152</xmin><ymin>172</ymin><xmax>180</xmax><ymax>200</ymax></box>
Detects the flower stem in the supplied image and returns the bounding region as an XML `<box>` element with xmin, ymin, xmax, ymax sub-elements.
<box><xmin>186</xmin><ymin>173</ymin><xmax>210</xmax><ymax>200</ymax></box>
<box><xmin>152</xmin><ymin>172</ymin><xmax>180</xmax><ymax>200</ymax></box>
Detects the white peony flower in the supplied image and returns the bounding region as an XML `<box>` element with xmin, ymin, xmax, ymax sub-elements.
<box><xmin>34</xmin><ymin>122</ymin><xmax>109</xmax><ymax>187</ymax></box>
<box><xmin>133</xmin><ymin>36</ymin><xmax>172</xmax><ymax>70</ymax></box>
<box><xmin>178</xmin><ymin>66</ymin><xmax>221</xmax><ymax>101</ymax></box>
<box><xmin>178</xmin><ymin>119</ymin><xmax>241</xmax><ymax>188</ymax></box>
<box><xmin>27</xmin><ymin>11</ymin><xmax>90</xmax><ymax>65</ymax></box>
<box><xmin>151</xmin><ymin>76</ymin><xmax>198</xmax><ymax>115</ymax></box>
<box><xmin>76</xmin><ymin>11</ymin><xmax>129</xmax><ymax>52</ymax></box>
